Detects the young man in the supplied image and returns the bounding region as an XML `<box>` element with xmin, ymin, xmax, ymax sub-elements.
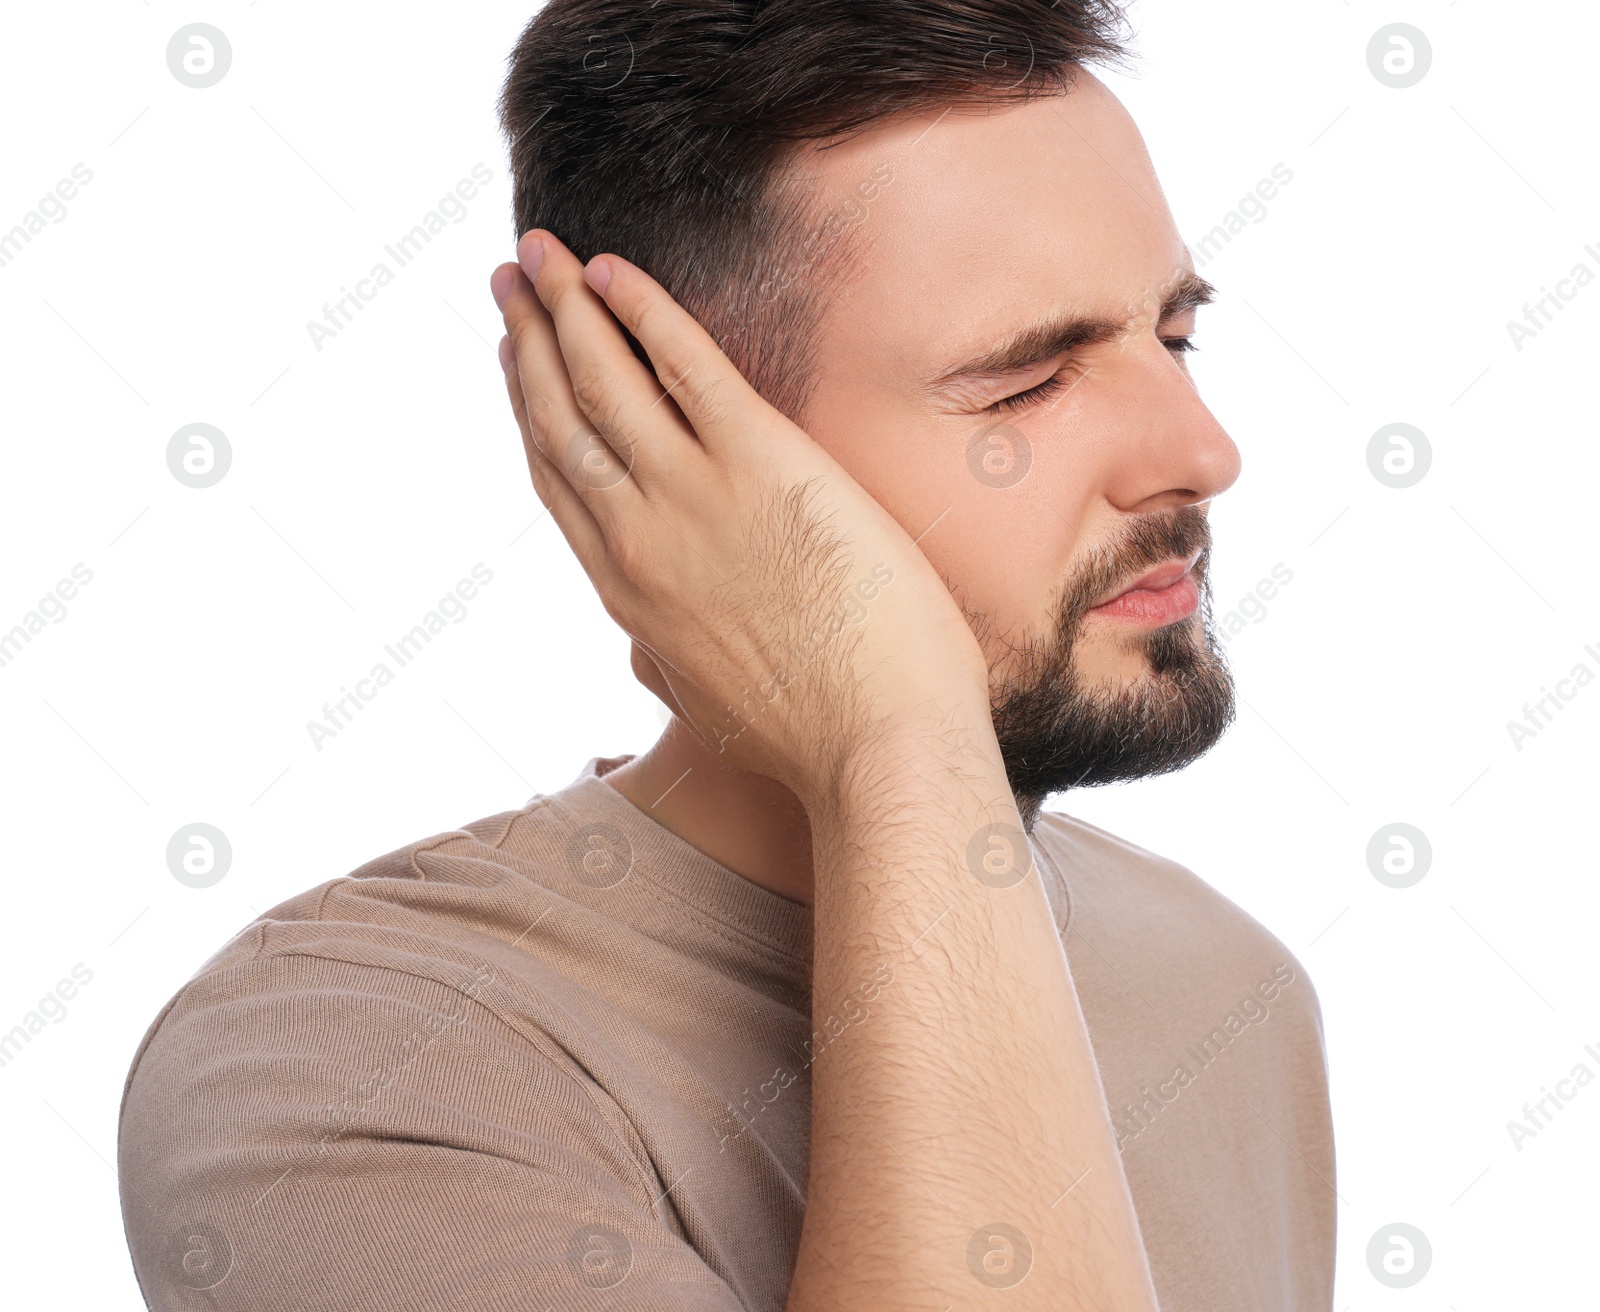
<box><xmin>119</xmin><ymin>3</ymin><xmax>1335</xmax><ymax>1309</ymax></box>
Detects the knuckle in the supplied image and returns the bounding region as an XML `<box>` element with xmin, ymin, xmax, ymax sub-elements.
<box><xmin>539</xmin><ymin>270</ymin><xmax>577</xmax><ymax>313</ymax></box>
<box><xmin>522</xmin><ymin>390</ymin><xmax>559</xmax><ymax>450</ymax></box>
<box><xmin>503</xmin><ymin>284</ymin><xmax>539</xmax><ymax>328</ymax></box>
<box><xmin>630</xmin><ymin>295</ymin><xmax>666</xmax><ymax>344</ymax></box>
<box><xmin>690</xmin><ymin>375</ymin><xmax>732</xmax><ymax>429</ymax></box>
<box><xmin>567</xmin><ymin>358</ymin><xmax>608</xmax><ymax>414</ymax></box>
<box><xmin>588</xmin><ymin>396</ymin><xmax>633</xmax><ymax>450</ymax></box>
<box><xmin>604</xmin><ymin>526</ymin><xmax>648</xmax><ymax>586</ymax></box>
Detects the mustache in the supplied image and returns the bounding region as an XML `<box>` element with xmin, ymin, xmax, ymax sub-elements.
<box><xmin>957</xmin><ymin>505</ymin><xmax>1215</xmax><ymax>670</ymax></box>
<box><xmin>984</xmin><ymin>504</ymin><xmax>1234</xmax><ymax>824</ymax></box>
<box><xmin>1055</xmin><ymin>505</ymin><xmax>1214</xmax><ymax>637</ymax></box>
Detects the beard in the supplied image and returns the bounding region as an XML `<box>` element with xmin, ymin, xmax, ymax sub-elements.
<box><xmin>985</xmin><ymin>505</ymin><xmax>1236</xmax><ymax>831</ymax></box>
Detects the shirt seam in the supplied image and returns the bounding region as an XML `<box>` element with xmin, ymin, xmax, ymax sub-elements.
<box><xmin>1033</xmin><ymin>823</ymin><xmax>1077</xmax><ymax>939</ymax></box>
<box><xmin>539</xmin><ymin>790</ymin><xmax>811</xmax><ymax>969</ymax></box>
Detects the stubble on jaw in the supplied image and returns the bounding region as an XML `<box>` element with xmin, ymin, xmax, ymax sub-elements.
<box><xmin>974</xmin><ymin>505</ymin><xmax>1237</xmax><ymax>831</ymax></box>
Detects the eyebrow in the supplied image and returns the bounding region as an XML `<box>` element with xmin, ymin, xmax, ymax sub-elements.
<box><xmin>925</xmin><ymin>270</ymin><xmax>1217</xmax><ymax>392</ymax></box>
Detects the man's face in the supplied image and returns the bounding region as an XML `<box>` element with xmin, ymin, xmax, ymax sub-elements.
<box><xmin>790</xmin><ymin>75</ymin><xmax>1242</xmax><ymax>819</ymax></box>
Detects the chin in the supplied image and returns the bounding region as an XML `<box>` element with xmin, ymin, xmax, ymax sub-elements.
<box><xmin>990</xmin><ymin>612</ymin><xmax>1237</xmax><ymax>830</ymax></box>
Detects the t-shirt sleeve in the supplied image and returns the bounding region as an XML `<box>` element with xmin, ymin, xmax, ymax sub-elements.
<box><xmin>117</xmin><ymin>950</ymin><xmax>746</xmax><ymax>1312</ymax></box>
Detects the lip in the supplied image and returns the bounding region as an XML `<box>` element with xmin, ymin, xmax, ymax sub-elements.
<box><xmin>1087</xmin><ymin>550</ymin><xmax>1203</xmax><ymax>626</ymax></box>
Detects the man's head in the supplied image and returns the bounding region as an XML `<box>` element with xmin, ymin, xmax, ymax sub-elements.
<box><xmin>502</xmin><ymin>1</ymin><xmax>1240</xmax><ymax>823</ymax></box>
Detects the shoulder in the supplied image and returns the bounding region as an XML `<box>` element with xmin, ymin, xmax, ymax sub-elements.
<box><xmin>153</xmin><ymin>796</ymin><xmax>561</xmax><ymax>1002</ymax></box>
<box><xmin>1031</xmin><ymin>808</ymin><xmax>1323</xmax><ymax>1023</ymax></box>
<box><xmin>120</xmin><ymin>788</ymin><xmax>584</xmax><ymax>1047</ymax></box>
<box><xmin>115</xmin><ymin>796</ymin><xmax>741</xmax><ymax>1311</ymax></box>
<box><xmin>118</xmin><ymin>794</ymin><xmax>648</xmax><ymax>1175</ymax></box>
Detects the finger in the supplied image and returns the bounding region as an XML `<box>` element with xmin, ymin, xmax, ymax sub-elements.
<box><xmin>495</xmin><ymin>261</ymin><xmax>585</xmax><ymax>465</ymax></box>
<box><xmin>519</xmin><ymin>231</ymin><xmax>702</xmax><ymax>480</ymax></box>
<box><xmin>497</xmin><ymin>260</ymin><xmax>641</xmax><ymax>513</ymax></box>
<box><xmin>499</xmin><ymin>331</ymin><xmax>610</xmax><ymax>579</ymax></box>
<box><xmin>578</xmin><ymin>250</ymin><xmax>770</xmax><ymax>451</ymax></box>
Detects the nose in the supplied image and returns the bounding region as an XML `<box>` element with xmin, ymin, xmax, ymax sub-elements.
<box><xmin>1095</xmin><ymin>334</ymin><xmax>1242</xmax><ymax>515</ymax></box>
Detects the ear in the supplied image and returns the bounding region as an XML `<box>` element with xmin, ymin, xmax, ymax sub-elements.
<box><xmin>629</xmin><ymin>639</ymin><xmax>687</xmax><ymax>723</ymax></box>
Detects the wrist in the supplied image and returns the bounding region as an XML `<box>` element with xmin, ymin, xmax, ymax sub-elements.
<box><xmin>802</xmin><ymin>699</ymin><xmax>1011</xmax><ymax>835</ymax></box>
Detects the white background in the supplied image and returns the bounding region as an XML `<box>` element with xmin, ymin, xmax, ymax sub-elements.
<box><xmin>1</xmin><ymin>1</ymin><xmax>1595</xmax><ymax>1307</ymax></box>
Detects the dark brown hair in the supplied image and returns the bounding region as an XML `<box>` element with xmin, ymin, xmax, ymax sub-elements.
<box><xmin>499</xmin><ymin>0</ymin><xmax>1129</xmax><ymax>421</ymax></box>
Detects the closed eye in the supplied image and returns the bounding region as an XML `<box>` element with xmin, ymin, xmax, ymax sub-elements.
<box><xmin>985</xmin><ymin>336</ymin><xmax>1199</xmax><ymax>414</ymax></box>
<box><xmin>987</xmin><ymin>369</ymin><xmax>1077</xmax><ymax>415</ymax></box>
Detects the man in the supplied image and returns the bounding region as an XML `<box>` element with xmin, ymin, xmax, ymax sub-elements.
<box><xmin>118</xmin><ymin>2</ymin><xmax>1335</xmax><ymax>1309</ymax></box>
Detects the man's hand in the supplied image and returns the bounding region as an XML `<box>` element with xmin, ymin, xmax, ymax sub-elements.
<box><xmin>491</xmin><ymin>231</ymin><xmax>988</xmax><ymax>808</ymax></box>
<box><xmin>492</xmin><ymin>234</ymin><xmax>1162</xmax><ymax>1311</ymax></box>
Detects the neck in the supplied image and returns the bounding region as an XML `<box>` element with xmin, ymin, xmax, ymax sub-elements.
<box><xmin>602</xmin><ymin>718</ymin><xmax>817</xmax><ymax>906</ymax></box>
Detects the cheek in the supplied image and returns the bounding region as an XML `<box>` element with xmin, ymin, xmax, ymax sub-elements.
<box><xmin>808</xmin><ymin>395</ymin><xmax>1092</xmax><ymax>638</ymax></box>
<box><xmin>937</xmin><ymin>447</ymin><xmax>1093</xmax><ymax>634</ymax></box>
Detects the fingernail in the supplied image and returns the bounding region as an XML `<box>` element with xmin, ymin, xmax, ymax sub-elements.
<box><xmin>497</xmin><ymin>335</ymin><xmax>515</xmax><ymax>376</ymax></box>
<box><xmin>584</xmin><ymin>257</ymin><xmax>612</xmax><ymax>296</ymax></box>
<box><xmin>519</xmin><ymin>233</ymin><xmax>545</xmax><ymax>282</ymax></box>
<box><xmin>490</xmin><ymin>265</ymin><xmax>515</xmax><ymax>309</ymax></box>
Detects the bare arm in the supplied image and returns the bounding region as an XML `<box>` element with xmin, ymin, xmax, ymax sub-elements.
<box><xmin>494</xmin><ymin>232</ymin><xmax>1160</xmax><ymax>1310</ymax></box>
<box><xmin>794</xmin><ymin>724</ymin><xmax>1160</xmax><ymax>1308</ymax></box>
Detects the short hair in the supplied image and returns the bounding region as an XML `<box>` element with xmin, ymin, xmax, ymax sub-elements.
<box><xmin>499</xmin><ymin>0</ymin><xmax>1129</xmax><ymax>422</ymax></box>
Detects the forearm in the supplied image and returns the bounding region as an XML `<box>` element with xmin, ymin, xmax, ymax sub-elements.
<box><xmin>493</xmin><ymin>236</ymin><xmax>1159</xmax><ymax>1307</ymax></box>
<box><xmin>786</xmin><ymin>713</ymin><xmax>1161</xmax><ymax>1311</ymax></box>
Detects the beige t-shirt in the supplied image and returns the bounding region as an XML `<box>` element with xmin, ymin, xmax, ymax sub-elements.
<box><xmin>118</xmin><ymin>756</ymin><xmax>1335</xmax><ymax>1311</ymax></box>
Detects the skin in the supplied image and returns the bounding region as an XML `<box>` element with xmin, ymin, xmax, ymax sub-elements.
<box><xmin>490</xmin><ymin>71</ymin><xmax>1235</xmax><ymax>1310</ymax></box>
<box><xmin>598</xmin><ymin>74</ymin><xmax>1239</xmax><ymax>904</ymax></box>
